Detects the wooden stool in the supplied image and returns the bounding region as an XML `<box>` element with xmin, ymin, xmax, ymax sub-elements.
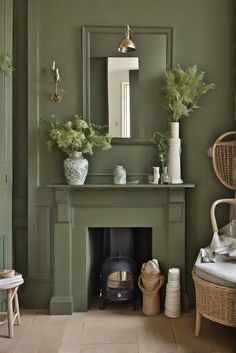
<box><xmin>0</xmin><ymin>280</ymin><xmax>23</xmax><ymax>338</ymax></box>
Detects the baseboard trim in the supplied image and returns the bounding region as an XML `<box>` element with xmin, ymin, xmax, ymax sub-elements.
<box><xmin>49</xmin><ymin>296</ymin><xmax>73</xmax><ymax>315</ymax></box>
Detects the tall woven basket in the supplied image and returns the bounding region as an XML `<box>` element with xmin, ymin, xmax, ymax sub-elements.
<box><xmin>208</xmin><ymin>131</ymin><xmax>236</xmax><ymax>190</ymax></box>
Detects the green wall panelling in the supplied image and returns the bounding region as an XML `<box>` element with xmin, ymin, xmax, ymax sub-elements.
<box><xmin>0</xmin><ymin>0</ymin><xmax>13</xmax><ymax>317</ymax></box>
<box><xmin>13</xmin><ymin>0</ymin><xmax>234</xmax><ymax>309</ymax></box>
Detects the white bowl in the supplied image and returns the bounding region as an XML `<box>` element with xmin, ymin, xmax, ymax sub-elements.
<box><xmin>165</xmin><ymin>301</ymin><xmax>181</xmax><ymax>308</ymax></box>
<box><xmin>165</xmin><ymin>297</ymin><xmax>181</xmax><ymax>304</ymax></box>
<box><xmin>164</xmin><ymin>309</ymin><xmax>181</xmax><ymax>318</ymax></box>
<box><xmin>168</xmin><ymin>279</ymin><xmax>180</xmax><ymax>284</ymax></box>
<box><xmin>168</xmin><ymin>268</ymin><xmax>180</xmax><ymax>277</ymax></box>
<box><xmin>166</xmin><ymin>283</ymin><xmax>180</xmax><ymax>292</ymax></box>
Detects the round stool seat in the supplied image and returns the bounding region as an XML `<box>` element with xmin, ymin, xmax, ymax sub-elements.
<box><xmin>0</xmin><ymin>279</ymin><xmax>24</xmax><ymax>338</ymax></box>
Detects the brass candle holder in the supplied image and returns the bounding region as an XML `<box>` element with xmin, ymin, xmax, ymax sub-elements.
<box><xmin>51</xmin><ymin>61</ymin><xmax>62</xmax><ymax>102</ymax></box>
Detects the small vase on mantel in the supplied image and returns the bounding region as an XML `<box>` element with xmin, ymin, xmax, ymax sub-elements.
<box><xmin>63</xmin><ymin>151</ymin><xmax>88</xmax><ymax>185</ymax></box>
<box><xmin>168</xmin><ymin>122</ymin><xmax>183</xmax><ymax>184</ymax></box>
<box><xmin>153</xmin><ymin>166</ymin><xmax>160</xmax><ymax>184</ymax></box>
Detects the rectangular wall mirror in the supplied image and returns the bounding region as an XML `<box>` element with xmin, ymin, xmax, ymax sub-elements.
<box><xmin>82</xmin><ymin>26</ymin><xmax>173</xmax><ymax>144</ymax></box>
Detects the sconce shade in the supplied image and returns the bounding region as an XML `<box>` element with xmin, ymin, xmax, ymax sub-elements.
<box><xmin>118</xmin><ymin>25</ymin><xmax>136</xmax><ymax>53</ymax></box>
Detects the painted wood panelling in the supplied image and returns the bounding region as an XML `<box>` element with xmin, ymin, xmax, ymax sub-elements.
<box><xmin>0</xmin><ymin>233</ymin><xmax>4</xmax><ymax>269</ymax></box>
<box><xmin>23</xmin><ymin>0</ymin><xmax>236</xmax><ymax>309</ymax></box>
<box><xmin>0</xmin><ymin>0</ymin><xmax>12</xmax><ymax>273</ymax></box>
<box><xmin>36</xmin><ymin>206</ymin><xmax>51</xmax><ymax>276</ymax></box>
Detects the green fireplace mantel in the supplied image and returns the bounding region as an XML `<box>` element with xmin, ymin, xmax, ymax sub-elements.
<box><xmin>47</xmin><ymin>183</ymin><xmax>194</xmax><ymax>315</ymax></box>
<box><xmin>46</xmin><ymin>183</ymin><xmax>195</xmax><ymax>189</ymax></box>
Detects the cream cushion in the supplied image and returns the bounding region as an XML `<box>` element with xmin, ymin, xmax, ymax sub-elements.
<box><xmin>194</xmin><ymin>251</ymin><xmax>236</xmax><ymax>288</ymax></box>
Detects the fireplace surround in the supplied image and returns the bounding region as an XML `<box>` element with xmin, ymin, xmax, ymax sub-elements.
<box><xmin>48</xmin><ymin>183</ymin><xmax>194</xmax><ymax>314</ymax></box>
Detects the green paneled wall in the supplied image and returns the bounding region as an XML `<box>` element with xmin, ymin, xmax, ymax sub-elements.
<box><xmin>14</xmin><ymin>0</ymin><xmax>235</xmax><ymax>309</ymax></box>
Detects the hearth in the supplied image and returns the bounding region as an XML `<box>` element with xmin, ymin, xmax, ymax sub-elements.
<box><xmin>99</xmin><ymin>255</ymin><xmax>138</xmax><ymax>309</ymax></box>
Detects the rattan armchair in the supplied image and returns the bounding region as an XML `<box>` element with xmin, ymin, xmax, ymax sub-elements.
<box><xmin>192</xmin><ymin>199</ymin><xmax>236</xmax><ymax>336</ymax></box>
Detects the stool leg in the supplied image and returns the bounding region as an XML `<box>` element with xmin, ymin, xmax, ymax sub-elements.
<box><xmin>14</xmin><ymin>290</ymin><xmax>21</xmax><ymax>325</ymax></box>
<box><xmin>7</xmin><ymin>289</ymin><xmax>14</xmax><ymax>338</ymax></box>
<box><xmin>195</xmin><ymin>307</ymin><xmax>201</xmax><ymax>336</ymax></box>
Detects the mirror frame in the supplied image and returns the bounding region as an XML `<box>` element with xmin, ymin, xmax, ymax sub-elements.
<box><xmin>82</xmin><ymin>26</ymin><xmax>173</xmax><ymax>145</ymax></box>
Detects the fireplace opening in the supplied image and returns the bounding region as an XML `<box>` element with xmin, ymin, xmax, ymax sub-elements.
<box><xmin>100</xmin><ymin>255</ymin><xmax>138</xmax><ymax>309</ymax></box>
<box><xmin>88</xmin><ymin>227</ymin><xmax>152</xmax><ymax>309</ymax></box>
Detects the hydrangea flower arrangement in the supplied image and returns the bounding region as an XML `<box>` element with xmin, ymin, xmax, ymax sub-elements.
<box><xmin>42</xmin><ymin>115</ymin><xmax>112</xmax><ymax>155</ymax></box>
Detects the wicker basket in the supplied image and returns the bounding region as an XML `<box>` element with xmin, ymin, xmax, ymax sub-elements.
<box><xmin>192</xmin><ymin>198</ymin><xmax>236</xmax><ymax>336</ymax></box>
<box><xmin>138</xmin><ymin>275</ymin><xmax>164</xmax><ymax>316</ymax></box>
<box><xmin>208</xmin><ymin>131</ymin><xmax>236</xmax><ymax>190</ymax></box>
<box><xmin>141</xmin><ymin>271</ymin><xmax>162</xmax><ymax>291</ymax></box>
<box><xmin>192</xmin><ymin>270</ymin><xmax>236</xmax><ymax>327</ymax></box>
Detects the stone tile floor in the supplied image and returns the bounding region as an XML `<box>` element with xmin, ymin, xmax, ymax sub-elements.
<box><xmin>0</xmin><ymin>303</ymin><xmax>235</xmax><ymax>353</ymax></box>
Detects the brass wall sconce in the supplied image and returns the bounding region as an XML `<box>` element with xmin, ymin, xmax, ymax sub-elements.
<box><xmin>118</xmin><ymin>25</ymin><xmax>136</xmax><ymax>53</ymax></box>
<box><xmin>51</xmin><ymin>61</ymin><xmax>62</xmax><ymax>102</ymax></box>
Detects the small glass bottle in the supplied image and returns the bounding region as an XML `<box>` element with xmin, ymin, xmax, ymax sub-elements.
<box><xmin>113</xmin><ymin>165</ymin><xmax>126</xmax><ymax>184</ymax></box>
<box><xmin>161</xmin><ymin>166</ymin><xmax>172</xmax><ymax>184</ymax></box>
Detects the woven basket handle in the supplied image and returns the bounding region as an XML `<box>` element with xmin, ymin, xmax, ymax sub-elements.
<box><xmin>210</xmin><ymin>198</ymin><xmax>236</xmax><ymax>232</ymax></box>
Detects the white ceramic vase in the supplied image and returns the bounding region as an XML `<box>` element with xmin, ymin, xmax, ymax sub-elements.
<box><xmin>64</xmin><ymin>151</ymin><xmax>88</xmax><ymax>185</ymax></box>
<box><xmin>153</xmin><ymin>166</ymin><xmax>160</xmax><ymax>184</ymax></box>
<box><xmin>168</xmin><ymin>122</ymin><xmax>183</xmax><ymax>184</ymax></box>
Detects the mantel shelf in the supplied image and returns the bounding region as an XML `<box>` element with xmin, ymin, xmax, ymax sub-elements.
<box><xmin>45</xmin><ymin>183</ymin><xmax>195</xmax><ymax>190</ymax></box>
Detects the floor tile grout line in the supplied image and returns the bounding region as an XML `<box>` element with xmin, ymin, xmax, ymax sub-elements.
<box><xmin>57</xmin><ymin>315</ymin><xmax>70</xmax><ymax>353</ymax></box>
<box><xmin>12</xmin><ymin>312</ymin><xmax>38</xmax><ymax>353</ymax></box>
<box><xmin>169</xmin><ymin>317</ymin><xmax>178</xmax><ymax>353</ymax></box>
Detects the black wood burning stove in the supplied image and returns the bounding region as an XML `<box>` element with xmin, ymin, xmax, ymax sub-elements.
<box><xmin>99</xmin><ymin>255</ymin><xmax>138</xmax><ymax>309</ymax></box>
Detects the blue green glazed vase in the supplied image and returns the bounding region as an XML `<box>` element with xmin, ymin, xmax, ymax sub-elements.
<box><xmin>64</xmin><ymin>151</ymin><xmax>88</xmax><ymax>185</ymax></box>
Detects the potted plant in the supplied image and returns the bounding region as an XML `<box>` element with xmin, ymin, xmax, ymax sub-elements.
<box><xmin>42</xmin><ymin>115</ymin><xmax>112</xmax><ymax>185</ymax></box>
<box><xmin>160</xmin><ymin>65</ymin><xmax>215</xmax><ymax>183</ymax></box>
<box><xmin>0</xmin><ymin>53</ymin><xmax>13</xmax><ymax>77</ymax></box>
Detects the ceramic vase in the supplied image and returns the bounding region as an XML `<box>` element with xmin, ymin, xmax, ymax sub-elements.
<box><xmin>168</xmin><ymin>122</ymin><xmax>183</xmax><ymax>184</ymax></box>
<box><xmin>153</xmin><ymin>166</ymin><xmax>160</xmax><ymax>184</ymax></box>
<box><xmin>113</xmin><ymin>165</ymin><xmax>126</xmax><ymax>184</ymax></box>
<box><xmin>161</xmin><ymin>166</ymin><xmax>172</xmax><ymax>184</ymax></box>
<box><xmin>64</xmin><ymin>151</ymin><xmax>88</xmax><ymax>185</ymax></box>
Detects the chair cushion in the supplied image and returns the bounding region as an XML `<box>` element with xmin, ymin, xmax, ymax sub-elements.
<box><xmin>194</xmin><ymin>252</ymin><xmax>236</xmax><ymax>288</ymax></box>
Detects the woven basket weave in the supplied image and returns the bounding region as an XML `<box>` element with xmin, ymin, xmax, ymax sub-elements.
<box><xmin>192</xmin><ymin>199</ymin><xmax>236</xmax><ymax>335</ymax></box>
<box><xmin>192</xmin><ymin>270</ymin><xmax>236</xmax><ymax>327</ymax></box>
<box><xmin>209</xmin><ymin>131</ymin><xmax>236</xmax><ymax>190</ymax></box>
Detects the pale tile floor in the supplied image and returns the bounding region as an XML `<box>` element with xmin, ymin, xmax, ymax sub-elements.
<box><xmin>0</xmin><ymin>304</ymin><xmax>235</xmax><ymax>353</ymax></box>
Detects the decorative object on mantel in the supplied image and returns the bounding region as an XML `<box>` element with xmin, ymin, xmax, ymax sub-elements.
<box><xmin>50</xmin><ymin>61</ymin><xmax>63</xmax><ymax>102</ymax></box>
<box><xmin>164</xmin><ymin>267</ymin><xmax>181</xmax><ymax>318</ymax></box>
<box><xmin>153</xmin><ymin>126</ymin><xmax>171</xmax><ymax>184</ymax></box>
<box><xmin>160</xmin><ymin>65</ymin><xmax>215</xmax><ymax>183</ymax></box>
<box><xmin>0</xmin><ymin>53</ymin><xmax>13</xmax><ymax>77</ymax></box>
<box><xmin>113</xmin><ymin>165</ymin><xmax>127</xmax><ymax>184</ymax></box>
<box><xmin>152</xmin><ymin>166</ymin><xmax>160</xmax><ymax>184</ymax></box>
<box><xmin>42</xmin><ymin>115</ymin><xmax>112</xmax><ymax>185</ymax></box>
<box><xmin>161</xmin><ymin>166</ymin><xmax>172</xmax><ymax>184</ymax></box>
<box><xmin>117</xmin><ymin>24</ymin><xmax>136</xmax><ymax>53</ymax></box>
